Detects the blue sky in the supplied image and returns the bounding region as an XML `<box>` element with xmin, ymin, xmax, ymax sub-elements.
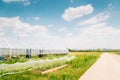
<box><xmin>0</xmin><ymin>0</ymin><xmax>120</xmax><ymax>49</ymax></box>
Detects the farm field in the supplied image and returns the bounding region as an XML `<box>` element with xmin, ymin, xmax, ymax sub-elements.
<box><xmin>1</xmin><ymin>0</ymin><xmax>120</xmax><ymax>80</ymax></box>
<box><xmin>0</xmin><ymin>52</ymin><xmax>101</xmax><ymax>80</ymax></box>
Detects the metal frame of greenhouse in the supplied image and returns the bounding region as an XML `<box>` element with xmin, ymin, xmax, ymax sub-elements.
<box><xmin>0</xmin><ymin>48</ymin><xmax>69</xmax><ymax>57</ymax></box>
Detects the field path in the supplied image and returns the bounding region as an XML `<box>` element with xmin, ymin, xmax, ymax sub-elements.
<box><xmin>79</xmin><ymin>53</ymin><xmax>120</xmax><ymax>80</ymax></box>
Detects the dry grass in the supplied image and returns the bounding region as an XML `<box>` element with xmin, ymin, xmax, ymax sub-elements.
<box><xmin>69</xmin><ymin>52</ymin><xmax>102</xmax><ymax>56</ymax></box>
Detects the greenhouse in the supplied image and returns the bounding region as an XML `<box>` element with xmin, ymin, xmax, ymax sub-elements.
<box><xmin>0</xmin><ymin>39</ymin><xmax>69</xmax><ymax>59</ymax></box>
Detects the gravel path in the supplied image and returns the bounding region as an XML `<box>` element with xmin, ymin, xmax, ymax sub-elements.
<box><xmin>79</xmin><ymin>53</ymin><xmax>120</xmax><ymax>80</ymax></box>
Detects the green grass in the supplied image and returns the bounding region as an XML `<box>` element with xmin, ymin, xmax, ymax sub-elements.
<box><xmin>0</xmin><ymin>52</ymin><xmax>101</xmax><ymax>80</ymax></box>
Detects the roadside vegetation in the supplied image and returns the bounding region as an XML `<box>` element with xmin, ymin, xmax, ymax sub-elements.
<box><xmin>110</xmin><ymin>52</ymin><xmax>120</xmax><ymax>55</ymax></box>
<box><xmin>68</xmin><ymin>49</ymin><xmax>120</xmax><ymax>52</ymax></box>
<box><xmin>0</xmin><ymin>52</ymin><xmax>101</xmax><ymax>80</ymax></box>
<box><xmin>114</xmin><ymin>52</ymin><xmax>120</xmax><ymax>55</ymax></box>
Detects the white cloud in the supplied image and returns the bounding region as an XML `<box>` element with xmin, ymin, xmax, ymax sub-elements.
<box><xmin>66</xmin><ymin>33</ymin><xmax>73</xmax><ymax>37</ymax></box>
<box><xmin>0</xmin><ymin>16</ymin><xmax>47</xmax><ymax>37</ymax></box>
<box><xmin>80</xmin><ymin>22</ymin><xmax>120</xmax><ymax>36</ymax></box>
<box><xmin>62</xmin><ymin>4</ymin><xmax>94</xmax><ymax>21</ymax></box>
<box><xmin>56</xmin><ymin>22</ymin><xmax>120</xmax><ymax>49</ymax></box>
<box><xmin>0</xmin><ymin>28</ymin><xmax>4</xmax><ymax>36</ymax></box>
<box><xmin>2</xmin><ymin>0</ymin><xmax>30</xmax><ymax>6</ymax></box>
<box><xmin>78</xmin><ymin>11</ymin><xmax>110</xmax><ymax>25</ymax></box>
<box><xmin>33</xmin><ymin>17</ymin><xmax>39</xmax><ymax>21</ymax></box>
<box><xmin>17</xmin><ymin>33</ymin><xmax>28</xmax><ymax>38</ymax></box>
<box><xmin>0</xmin><ymin>16</ymin><xmax>120</xmax><ymax>49</ymax></box>
<box><xmin>0</xmin><ymin>31</ymin><xmax>4</xmax><ymax>36</ymax></box>
<box><xmin>58</xmin><ymin>27</ymin><xmax>67</xmax><ymax>32</ymax></box>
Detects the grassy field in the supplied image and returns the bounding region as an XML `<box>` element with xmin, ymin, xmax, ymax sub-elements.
<box><xmin>0</xmin><ymin>52</ymin><xmax>101</xmax><ymax>80</ymax></box>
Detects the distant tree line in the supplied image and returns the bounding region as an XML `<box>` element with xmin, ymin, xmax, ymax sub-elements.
<box><xmin>68</xmin><ymin>49</ymin><xmax>120</xmax><ymax>52</ymax></box>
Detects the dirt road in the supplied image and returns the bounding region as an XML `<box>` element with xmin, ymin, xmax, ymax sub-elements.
<box><xmin>79</xmin><ymin>53</ymin><xmax>120</xmax><ymax>80</ymax></box>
